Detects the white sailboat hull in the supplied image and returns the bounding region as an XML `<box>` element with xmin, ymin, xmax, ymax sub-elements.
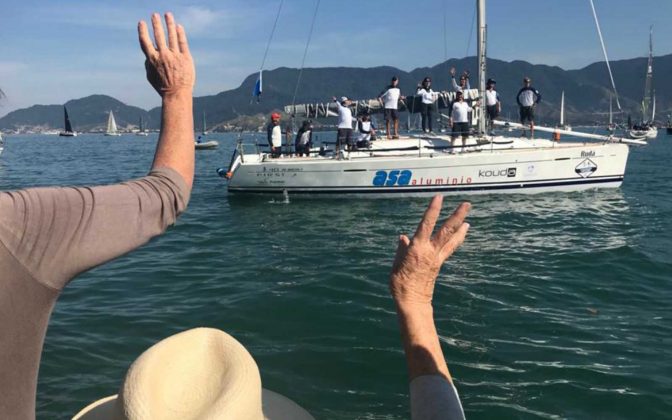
<box><xmin>225</xmin><ymin>138</ymin><xmax>628</xmax><ymax>197</ymax></box>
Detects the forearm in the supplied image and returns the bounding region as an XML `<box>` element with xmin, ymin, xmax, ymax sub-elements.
<box><xmin>397</xmin><ymin>302</ymin><xmax>451</xmax><ymax>382</ymax></box>
<box><xmin>152</xmin><ymin>91</ymin><xmax>194</xmax><ymax>189</ymax></box>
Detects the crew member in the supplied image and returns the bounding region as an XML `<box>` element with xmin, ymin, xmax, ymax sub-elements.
<box><xmin>378</xmin><ymin>76</ymin><xmax>403</xmax><ymax>139</ymax></box>
<box><xmin>333</xmin><ymin>96</ymin><xmax>353</xmax><ymax>151</ymax></box>
<box><xmin>485</xmin><ymin>78</ymin><xmax>500</xmax><ymax>133</ymax></box>
<box><xmin>450</xmin><ymin>91</ymin><xmax>471</xmax><ymax>153</ymax></box>
<box><xmin>266</xmin><ymin>112</ymin><xmax>282</xmax><ymax>157</ymax></box>
<box><xmin>516</xmin><ymin>77</ymin><xmax>541</xmax><ymax>138</ymax></box>
<box><xmin>450</xmin><ymin>67</ymin><xmax>471</xmax><ymax>92</ymax></box>
<box><xmin>416</xmin><ymin>77</ymin><xmax>438</xmax><ymax>133</ymax></box>
<box><xmin>294</xmin><ymin>120</ymin><xmax>313</xmax><ymax>157</ymax></box>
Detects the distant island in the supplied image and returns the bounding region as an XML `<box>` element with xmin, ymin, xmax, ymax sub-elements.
<box><xmin>1</xmin><ymin>54</ymin><xmax>670</xmax><ymax>134</ymax></box>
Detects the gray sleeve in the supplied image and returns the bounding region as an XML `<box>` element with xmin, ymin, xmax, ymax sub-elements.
<box><xmin>410</xmin><ymin>375</ymin><xmax>465</xmax><ymax>420</ymax></box>
<box><xmin>0</xmin><ymin>167</ymin><xmax>190</xmax><ymax>290</ymax></box>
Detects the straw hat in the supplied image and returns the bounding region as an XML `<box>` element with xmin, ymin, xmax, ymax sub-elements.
<box><xmin>73</xmin><ymin>328</ymin><xmax>313</xmax><ymax>420</ymax></box>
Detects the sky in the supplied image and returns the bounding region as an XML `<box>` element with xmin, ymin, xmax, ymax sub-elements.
<box><xmin>1</xmin><ymin>0</ymin><xmax>671</xmax><ymax>116</ymax></box>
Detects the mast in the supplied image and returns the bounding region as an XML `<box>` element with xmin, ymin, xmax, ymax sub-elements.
<box><xmin>609</xmin><ymin>95</ymin><xmax>613</xmax><ymax>125</ymax></box>
<box><xmin>477</xmin><ymin>0</ymin><xmax>486</xmax><ymax>135</ymax></box>
<box><xmin>642</xmin><ymin>25</ymin><xmax>653</xmax><ymax>122</ymax></box>
<box><xmin>560</xmin><ymin>91</ymin><xmax>565</xmax><ymax>126</ymax></box>
<box><xmin>202</xmin><ymin>111</ymin><xmax>207</xmax><ymax>134</ymax></box>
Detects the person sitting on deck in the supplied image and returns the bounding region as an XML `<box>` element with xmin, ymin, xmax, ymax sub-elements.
<box><xmin>333</xmin><ymin>96</ymin><xmax>354</xmax><ymax>152</ymax></box>
<box><xmin>294</xmin><ymin>119</ymin><xmax>313</xmax><ymax>157</ymax></box>
<box><xmin>450</xmin><ymin>67</ymin><xmax>471</xmax><ymax>93</ymax></box>
<box><xmin>356</xmin><ymin>114</ymin><xmax>376</xmax><ymax>149</ymax></box>
<box><xmin>266</xmin><ymin>112</ymin><xmax>282</xmax><ymax>157</ymax></box>
<box><xmin>0</xmin><ymin>12</ymin><xmax>194</xmax><ymax>419</ymax></box>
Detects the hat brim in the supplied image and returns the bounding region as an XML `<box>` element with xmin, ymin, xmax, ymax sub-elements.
<box><xmin>72</xmin><ymin>390</ymin><xmax>313</xmax><ymax>420</ymax></box>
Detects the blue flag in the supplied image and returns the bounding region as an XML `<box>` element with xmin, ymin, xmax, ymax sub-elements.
<box><xmin>253</xmin><ymin>71</ymin><xmax>263</xmax><ymax>102</ymax></box>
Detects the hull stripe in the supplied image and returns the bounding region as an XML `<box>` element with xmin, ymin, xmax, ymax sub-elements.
<box><xmin>228</xmin><ymin>175</ymin><xmax>624</xmax><ymax>194</ymax></box>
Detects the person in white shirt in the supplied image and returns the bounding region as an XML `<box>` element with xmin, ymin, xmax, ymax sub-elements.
<box><xmin>378</xmin><ymin>76</ymin><xmax>403</xmax><ymax>139</ymax></box>
<box><xmin>266</xmin><ymin>112</ymin><xmax>282</xmax><ymax>157</ymax></box>
<box><xmin>416</xmin><ymin>77</ymin><xmax>438</xmax><ymax>133</ymax></box>
<box><xmin>449</xmin><ymin>91</ymin><xmax>471</xmax><ymax>153</ymax></box>
<box><xmin>332</xmin><ymin>96</ymin><xmax>354</xmax><ymax>151</ymax></box>
<box><xmin>485</xmin><ymin>78</ymin><xmax>500</xmax><ymax>133</ymax></box>
<box><xmin>450</xmin><ymin>67</ymin><xmax>471</xmax><ymax>93</ymax></box>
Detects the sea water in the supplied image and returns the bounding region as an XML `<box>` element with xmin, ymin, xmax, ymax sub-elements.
<box><xmin>0</xmin><ymin>132</ymin><xmax>670</xmax><ymax>419</ymax></box>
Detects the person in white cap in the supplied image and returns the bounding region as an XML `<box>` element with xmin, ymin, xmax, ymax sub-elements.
<box><xmin>0</xmin><ymin>12</ymin><xmax>195</xmax><ymax>419</ymax></box>
<box><xmin>391</xmin><ymin>195</ymin><xmax>471</xmax><ymax>420</ymax></box>
<box><xmin>332</xmin><ymin>96</ymin><xmax>353</xmax><ymax>151</ymax></box>
<box><xmin>73</xmin><ymin>328</ymin><xmax>313</xmax><ymax>420</ymax></box>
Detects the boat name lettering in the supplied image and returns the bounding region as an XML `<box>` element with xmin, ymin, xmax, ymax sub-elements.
<box><xmin>478</xmin><ymin>167</ymin><xmax>517</xmax><ymax>178</ymax></box>
<box><xmin>581</xmin><ymin>150</ymin><xmax>596</xmax><ymax>157</ymax></box>
<box><xmin>372</xmin><ymin>170</ymin><xmax>413</xmax><ymax>186</ymax></box>
<box><xmin>411</xmin><ymin>176</ymin><xmax>472</xmax><ymax>186</ymax></box>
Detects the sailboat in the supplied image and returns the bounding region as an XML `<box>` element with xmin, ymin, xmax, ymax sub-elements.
<box><xmin>195</xmin><ymin>111</ymin><xmax>219</xmax><ymax>149</ymax></box>
<box><xmin>104</xmin><ymin>111</ymin><xmax>121</xmax><ymax>136</ymax></box>
<box><xmin>221</xmin><ymin>0</ymin><xmax>641</xmax><ymax>197</ymax></box>
<box><xmin>59</xmin><ymin>106</ymin><xmax>77</xmax><ymax>137</ymax></box>
<box><xmin>559</xmin><ymin>91</ymin><xmax>572</xmax><ymax>131</ymax></box>
<box><xmin>629</xmin><ymin>26</ymin><xmax>657</xmax><ymax>140</ymax></box>
<box><xmin>0</xmin><ymin>131</ymin><xmax>4</xmax><ymax>156</ymax></box>
<box><xmin>136</xmin><ymin>116</ymin><xmax>148</xmax><ymax>136</ymax></box>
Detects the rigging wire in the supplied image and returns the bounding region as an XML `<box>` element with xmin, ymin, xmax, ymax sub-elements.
<box><xmin>465</xmin><ymin>3</ymin><xmax>477</xmax><ymax>58</ymax></box>
<box><xmin>291</xmin><ymin>0</ymin><xmax>321</xmax><ymax>110</ymax></box>
<box><xmin>258</xmin><ymin>0</ymin><xmax>284</xmax><ymax>72</ymax></box>
<box><xmin>443</xmin><ymin>0</ymin><xmax>448</xmax><ymax>62</ymax></box>
<box><xmin>588</xmin><ymin>0</ymin><xmax>621</xmax><ymax>110</ymax></box>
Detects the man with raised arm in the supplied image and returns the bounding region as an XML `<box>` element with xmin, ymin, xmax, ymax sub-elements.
<box><xmin>0</xmin><ymin>13</ymin><xmax>194</xmax><ymax>419</ymax></box>
<box><xmin>390</xmin><ymin>195</ymin><xmax>471</xmax><ymax>419</ymax></box>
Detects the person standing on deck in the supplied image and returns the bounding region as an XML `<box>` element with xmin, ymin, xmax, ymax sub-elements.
<box><xmin>333</xmin><ymin>96</ymin><xmax>354</xmax><ymax>151</ymax></box>
<box><xmin>517</xmin><ymin>77</ymin><xmax>541</xmax><ymax>138</ymax></box>
<box><xmin>450</xmin><ymin>67</ymin><xmax>471</xmax><ymax>93</ymax></box>
<box><xmin>416</xmin><ymin>77</ymin><xmax>438</xmax><ymax>133</ymax></box>
<box><xmin>485</xmin><ymin>78</ymin><xmax>500</xmax><ymax>133</ymax></box>
<box><xmin>294</xmin><ymin>120</ymin><xmax>313</xmax><ymax>157</ymax></box>
<box><xmin>266</xmin><ymin>112</ymin><xmax>282</xmax><ymax>157</ymax></box>
<box><xmin>449</xmin><ymin>91</ymin><xmax>471</xmax><ymax>154</ymax></box>
<box><xmin>378</xmin><ymin>76</ymin><xmax>404</xmax><ymax>139</ymax></box>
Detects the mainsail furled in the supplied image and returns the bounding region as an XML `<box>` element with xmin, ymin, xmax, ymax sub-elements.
<box><xmin>285</xmin><ymin>89</ymin><xmax>480</xmax><ymax>120</ymax></box>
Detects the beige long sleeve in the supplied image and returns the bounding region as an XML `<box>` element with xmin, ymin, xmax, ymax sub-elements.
<box><xmin>0</xmin><ymin>167</ymin><xmax>189</xmax><ymax>419</ymax></box>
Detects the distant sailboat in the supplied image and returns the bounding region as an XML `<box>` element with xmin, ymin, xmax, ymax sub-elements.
<box><xmin>105</xmin><ymin>111</ymin><xmax>121</xmax><ymax>136</ymax></box>
<box><xmin>0</xmin><ymin>131</ymin><xmax>4</xmax><ymax>156</ymax></box>
<box><xmin>559</xmin><ymin>91</ymin><xmax>572</xmax><ymax>131</ymax></box>
<box><xmin>629</xmin><ymin>25</ymin><xmax>657</xmax><ymax>140</ymax></box>
<box><xmin>59</xmin><ymin>106</ymin><xmax>77</xmax><ymax>137</ymax></box>
<box><xmin>195</xmin><ymin>111</ymin><xmax>219</xmax><ymax>150</ymax></box>
<box><xmin>136</xmin><ymin>116</ymin><xmax>148</xmax><ymax>136</ymax></box>
<box><xmin>607</xmin><ymin>95</ymin><xmax>615</xmax><ymax>133</ymax></box>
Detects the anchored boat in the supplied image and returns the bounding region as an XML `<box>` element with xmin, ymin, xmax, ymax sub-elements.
<box><xmin>221</xmin><ymin>0</ymin><xmax>643</xmax><ymax>197</ymax></box>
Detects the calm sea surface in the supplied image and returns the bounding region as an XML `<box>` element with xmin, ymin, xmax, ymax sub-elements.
<box><xmin>1</xmin><ymin>132</ymin><xmax>671</xmax><ymax>419</ymax></box>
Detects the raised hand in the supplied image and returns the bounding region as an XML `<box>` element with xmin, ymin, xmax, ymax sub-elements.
<box><xmin>450</xmin><ymin>67</ymin><xmax>456</xmax><ymax>77</ymax></box>
<box><xmin>390</xmin><ymin>196</ymin><xmax>471</xmax><ymax>307</ymax></box>
<box><xmin>138</xmin><ymin>13</ymin><xmax>195</xmax><ymax>97</ymax></box>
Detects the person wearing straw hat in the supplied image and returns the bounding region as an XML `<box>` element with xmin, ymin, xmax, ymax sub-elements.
<box><xmin>73</xmin><ymin>328</ymin><xmax>313</xmax><ymax>420</ymax></box>
<box><xmin>0</xmin><ymin>13</ymin><xmax>194</xmax><ymax>419</ymax></box>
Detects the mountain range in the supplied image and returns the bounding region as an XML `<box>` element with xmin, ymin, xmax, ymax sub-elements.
<box><xmin>1</xmin><ymin>54</ymin><xmax>670</xmax><ymax>132</ymax></box>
